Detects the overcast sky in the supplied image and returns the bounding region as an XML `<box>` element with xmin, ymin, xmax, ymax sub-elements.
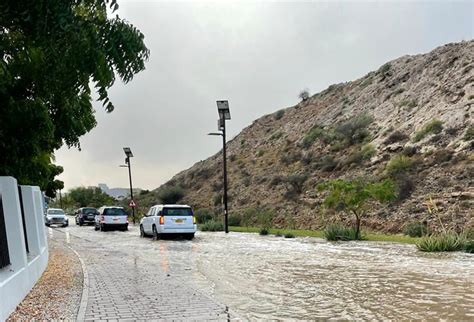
<box><xmin>55</xmin><ymin>0</ymin><xmax>474</xmax><ymax>191</ymax></box>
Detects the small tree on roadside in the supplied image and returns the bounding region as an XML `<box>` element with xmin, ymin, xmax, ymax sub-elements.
<box><xmin>318</xmin><ymin>179</ymin><xmax>396</xmax><ymax>239</ymax></box>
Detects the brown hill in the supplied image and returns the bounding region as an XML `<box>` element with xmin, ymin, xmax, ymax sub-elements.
<box><xmin>138</xmin><ymin>41</ymin><xmax>474</xmax><ymax>233</ymax></box>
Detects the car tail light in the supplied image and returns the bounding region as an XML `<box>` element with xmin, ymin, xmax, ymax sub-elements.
<box><xmin>193</xmin><ymin>216</ymin><xmax>196</xmax><ymax>224</ymax></box>
<box><xmin>159</xmin><ymin>216</ymin><xmax>164</xmax><ymax>225</ymax></box>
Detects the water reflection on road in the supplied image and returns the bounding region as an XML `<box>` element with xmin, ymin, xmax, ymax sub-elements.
<box><xmin>64</xmin><ymin>226</ymin><xmax>474</xmax><ymax>320</ymax></box>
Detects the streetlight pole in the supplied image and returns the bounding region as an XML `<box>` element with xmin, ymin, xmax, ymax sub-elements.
<box><xmin>221</xmin><ymin>118</ymin><xmax>228</xmax><ymax>234</ymax></box>
<box><xmin>208</xmin><ymin>100</ymin><xmax>231</xmax><ymax>234</ymax></box>
<box><xmin>122</xmin><ymin>147</ymin><xmax>135</xmax><ymax>224</ymax></box>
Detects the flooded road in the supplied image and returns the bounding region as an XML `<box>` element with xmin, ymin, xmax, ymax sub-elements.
<box><xmin>61</xmin><ymin>225</ymin><xmax>474</xmax><ymax>320</ymax></box>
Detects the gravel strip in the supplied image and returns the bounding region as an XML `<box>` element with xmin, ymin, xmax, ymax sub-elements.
<box><xmin>8</xmin><ymin>237</ymin><xmax>83</xmax><ymax>321</ymax></box>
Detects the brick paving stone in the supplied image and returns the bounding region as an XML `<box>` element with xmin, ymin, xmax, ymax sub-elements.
<box><xmin>59</xmin><ymin>227</ymin><xmax>235</xmax><ymax>321</ymax></box>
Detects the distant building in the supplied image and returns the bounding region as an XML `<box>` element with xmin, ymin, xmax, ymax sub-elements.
<box><xmin>98</xmin><ymin>183</ymin><xmax>142</xmax><ymax>200</ymax></box>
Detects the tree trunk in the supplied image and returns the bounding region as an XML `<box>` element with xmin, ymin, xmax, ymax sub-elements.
<box><xmin>352</xmin><ymin>210</ymin><xmax>361</xmax><ymax>240</ymax></box>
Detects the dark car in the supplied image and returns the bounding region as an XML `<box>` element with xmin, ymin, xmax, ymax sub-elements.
<box><xmin>75</xmin><ymin>207</ymin><xmax>99</xmax><ymax>226</ymax></box>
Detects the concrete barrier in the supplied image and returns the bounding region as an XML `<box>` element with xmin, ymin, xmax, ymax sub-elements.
<box><xmin>0</xmin><ymin>177</ymin><xmax>48</xmax><ymax>321</ymax></box>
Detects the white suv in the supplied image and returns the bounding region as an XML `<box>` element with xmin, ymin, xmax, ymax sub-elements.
<box><xmin>140</xmin><ymin>204</ymin><xmax>196</xmax><ymax>240</ymax></box>
<box><xmin>94</xmin><ymin>206</ymin><xmax>128</xmax><ymax>231</ymax></box>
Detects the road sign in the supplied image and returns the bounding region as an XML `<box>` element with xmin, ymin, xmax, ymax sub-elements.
<box><xmin>129</xmin><ymin>200</ymin><xmax>136</xmax><ymax>208</ymax></box>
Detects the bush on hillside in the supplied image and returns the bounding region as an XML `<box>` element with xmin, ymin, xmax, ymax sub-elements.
<box><xmin>385</xmin><ymin>155</ymin><xmax>413</xmax><ymax>177</ymax></box>
<box><xmin>403</xmin><ymin>221</ymin><xmax>427</xmax><ymax>237</ymax></box>
<box><xmin>284</xmin><ymin>233</ymin><xmax>295</xmax><ymax>238</ymax></box>
<box><xmin>274</xmin><ymin>109</ymin><xmax>285</xmax><ymax>120</ymax></box>
<box><xmin>302</xmin><ymin>125</ymin><xmax>326</xmax><ymax>148</ymax></box>
<box><xmin>412</xmin><ymin>119</ymin><xmax>444</xmax><ymax>142</ymax></box>
<box><xmin>334</xmin><ymin>113</ymin><xmax>373</xmax><ymax>146</ymax></box>
<box><xmin>463</xmin><ymin>125</ymin><xmax>474</xmax><ymax>141</ymax></box>
<box><xmin>314</xmin><ymin>155</ymin><xmax>338</xmax><ymax>172</ymax></box>
<box><xmin>384</xmin><ymin>130</ymin><xmax>409</xmax><ymax>145</ymax></box>
<box><xmin>157</xmin><ymin>186</ymin><xmax>185</xmax><ymax>204</ymax></box>
<box><xmin>259</xmin><ymin>227</ymin><xmax>269</xmax><ymax>235</ymax></box>
<box><xmin>299</xmin><ymin>89</ymin><xmax>310</xmax><ymax>101</ymax></box>
<box><xmin>344</xmin><ymin>144</ymin><xmax>376</xmax><ymax>166</ymax></box>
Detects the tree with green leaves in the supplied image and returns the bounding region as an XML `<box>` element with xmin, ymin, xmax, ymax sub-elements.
<box><xmin>68</xmin><ymin>187</ymin><xmax>115</xmax><ymax>208</ymax></box>
<box><xmin>318</xmin><ymin>178</ymin><xmax>396</xmax><ymax>239</ymax></box>
<box><xmin>0</xmin><ymin>0</ymin><xmax>149</xmax><ymax>196</ymax></box>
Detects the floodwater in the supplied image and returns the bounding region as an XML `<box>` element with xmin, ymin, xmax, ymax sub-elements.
<box><xmin>66</xmin><ymin>226</ymin><xmax>474</xmax><ymax>320</ymax></box>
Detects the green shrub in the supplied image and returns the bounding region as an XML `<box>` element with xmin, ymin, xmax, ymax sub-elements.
<box><xmin>199</xmin><ymin>220</ymin><xmax>224</xmax><ymax>231</ymax></box>
<box><xmin>270</xmin><ymin>131</ymin><xmax>283</xmax><ymax>140</ymax></box>
<box><xmin>228</xmin><ymin>215</ymin><xmax>241</xmax><ymax>226</ymax></box>
<box><xmin>464</xmin><ymin>125</ymin><xmax>474</xmax><ymax>141</ymax></box>
<box><xmin>416</xmin><ymin>233</ymin><xmax>466</xmax><ymax>252</ymax></box>
<box><xmin>324</xmin><ymin>224</ymin><xmax>360</xmax><ymax>241</ymax></box>
<box><xmin>280</xmin><ymin>150</ymin><xmax>302</xmax><ymax>165</ymax></box>
<box><xmin>157</xmin><ymin>186</ymin><xmax>185</xmax><ymax>204</ymax></box>
<box><xmin>385</xmin><ymin>155</ymin><xmax>413</xmax><ymax>177</ymax></box>
<box><xmin>378</xmin><ymin>63</ymin><xmax>391</xmax><ymax>74</ymax></box>
<box><xmin>274</xmin><ymin>109</ymin><xmax>285</xmax><ymax>120</ymax></box>
<box><xmin>302</xmin><ymin>126</ymin><xmax>326</xmax><ymax>148</ymax></box>
<box><xmin>345</xmin><ymin>144</ymin><xmax>375</xmax><ymax>166</ymax></box>
<box><xmin>413</xmin><ymin>119</ymin><xmax>444</xmax><ymax>142</ymax></box>
<box><xmin>334</xmin><ymin>114</ymin><xmax>373</xmax><ymax>146</ymax></box>
<box><xmin>195</xmin><ymin>209</ymin><xmax>214</xmax><ymax>224</ymax></box>
<box><xmin>213</xmin><ymin>193</ymin><xmax>222</xmax><ymax>206</ymax></box>
<box><xmin>403</xmin><ymin>221</ymin><xmax>427</xmax><ymax>237</ymax></box>
<box><xmin>384</xmin><ymin>130</ymin><xmax>409</xmax><ymax>145</ymax></box>
<box><xmin>284</xmin><ymin>233</ymin><xmax>295</xmax><ymax>238</ymax></box>
<box><xmin>275</xmin><ymin>231</ymin><xmax>282</xmax><ymax>237</ymax></box>
<box><xmin>285</xmin><ymin>173</ymin><xmax>308</xmax><ymax>195</ymax></box>
<box><xmin>259</xmin><ymin>227</ymin><xmax>269</xmax><ymax>235</ymax></box>
<box><xmin>464</xmin><ymin>239</ymin><xmax>474</xmax><ymax>253</ymax></box>
<box><xmin>314</xmin><ymin>155</ymin><xmax>337</xmax><ymax>172</ymax></box>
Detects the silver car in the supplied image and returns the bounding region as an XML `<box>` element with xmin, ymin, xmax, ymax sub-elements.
<box><xmin>45</xmin><ymin>208</ymin><xmax>69</xmax><ymax>227</ymax></box>
<box><xmin>94</xmin><ymin>206</ymin><xmax>128</xmax><ymax>231</ymax></box>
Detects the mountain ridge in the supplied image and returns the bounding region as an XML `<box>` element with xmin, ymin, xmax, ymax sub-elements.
<box><xmin>138</xmin><ymin>40</ymin><xmax>474</xmax><ymax>233</ymax></box>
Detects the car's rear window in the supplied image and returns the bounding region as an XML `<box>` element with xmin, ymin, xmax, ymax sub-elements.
<box><xmin>82</xmin><ymin>208</ymin><xmax>98</xmax><ymax>214</ymax></box>
<box><xmin>103</xmin><ymin>208</ymin><xmax>127</xmax><ymax>216</ymax></box>
<box><xmin>163</xmin><ymin>208</ymin><xmax>193</xmax><ymax>216</ymax></box>
<box><xmin>48</xmin><ymin>209</ymin><xmax>65</xmax><ymax>215</ymax></box>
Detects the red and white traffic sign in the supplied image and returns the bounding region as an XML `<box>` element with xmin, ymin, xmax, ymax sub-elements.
<box><xmin>129</xmin><ymin>200</ymin><xmax>136</xmax><ymax>207</ymax></box>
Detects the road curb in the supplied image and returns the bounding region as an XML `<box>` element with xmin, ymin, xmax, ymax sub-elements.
<box><xmin>69</xmin><ymin>246</ymin><xmax>89</xmax><ymax>321</ymax></box>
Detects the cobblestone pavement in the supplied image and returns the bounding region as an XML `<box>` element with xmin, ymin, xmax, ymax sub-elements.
<box><xmin>51</xmin><ymin>225</ymin><xmax>233</xmax><ymax>321</ymax></box>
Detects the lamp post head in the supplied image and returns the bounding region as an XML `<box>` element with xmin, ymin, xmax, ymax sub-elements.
<box><xmin>123</xmin><ymin>147</ymin><xmax>133</xmax><ymax>158</ymax></box>
<box><xmin>216</xmin><ymin>100</ymin><xmax>231</xmax><ymax>120</ymax></box>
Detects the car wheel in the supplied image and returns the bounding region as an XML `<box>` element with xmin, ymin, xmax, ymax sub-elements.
<box><xmin>152</xmin><ymin>225</ymin><xmax>159</xmax><ymax>240</ymax></box>
<box><xmin>140</xmin><ymin>225</ymin><xmax>145</xmax><ymax>237</ymax></box>
<box><xmin>100</xmin><ymin>224</ymin><xmax>106</xmax><ymax>232</ymax></box>
<box><xmin>45</xmin><ymin>223</ymin><xmax>50</xmax><ymax>227</ymax></box>
<box><xmin>94</xmin><ymin>225</ymin><xmax>99</xmax><ymax>231</ymax></box>
<box><xmin>79</xmin><ymin>221</ymin><xmax>83</xmax><ymax>226</ymax></box>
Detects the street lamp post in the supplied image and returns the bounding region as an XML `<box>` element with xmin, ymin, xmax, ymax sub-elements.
<box><xmin>208</xmin><ymin>100</ymin><xmax>231</xmax><ymax>233</ymax></box>
<box><xmin>122</xmin><ymin>147</ymin><xmax>135</xmax><ymax>224</ymax></box>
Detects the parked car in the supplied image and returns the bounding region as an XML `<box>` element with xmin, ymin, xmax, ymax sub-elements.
<box><xmin>140</xmin><ymin>204</ymin><xmax>196</xmax><ymax>240</ymax></box>
<box><xmin>94</xmin><ymin>206</ymin><xmax>128</xmax><ymax>231</ymax></box>
<box><xmin>45</xmin><ymin>208</ymin><xmax>69</xmax><ymax>227</ymax></box>
<box><xmin>75</xmin><ymin>207</ymin><xmax>99</xmax><ymax>226</ymax></box>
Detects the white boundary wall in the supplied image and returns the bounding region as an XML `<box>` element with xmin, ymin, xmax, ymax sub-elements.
<box><xmin>0</xmin><ymin>177</ymin><xmax>49</xmax><ymax>321</ymax></box>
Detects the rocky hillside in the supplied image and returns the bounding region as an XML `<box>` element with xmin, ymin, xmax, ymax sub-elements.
<box><xmin>139</xmin><ymin>41</ymin><xmax>474</xmax><ymax>233</ymax></box>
